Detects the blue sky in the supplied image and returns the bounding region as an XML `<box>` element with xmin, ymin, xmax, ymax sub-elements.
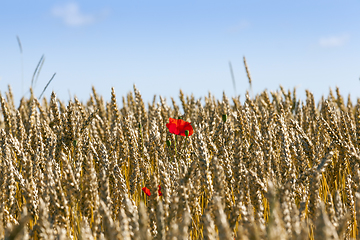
<box><xmin>1</xmin><ymin>0</ymin><xmax>359</xmax><ymax>105</ymax></box>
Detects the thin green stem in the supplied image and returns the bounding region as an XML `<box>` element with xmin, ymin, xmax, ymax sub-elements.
<box><xmin>173</xmin><ymin>134</ymin><xmax>179</xmax><ymax>174</ymax></box>
<box><xmin>183</xmin><ymin>135</ymin><xmax>189</xmax><ymax>163</ymax></box>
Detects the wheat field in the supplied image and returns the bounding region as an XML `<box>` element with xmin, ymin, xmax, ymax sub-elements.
<box><xmin>0</xmin><ymin>85</ymin><xmax>360</xmax><ymax>240</ymax></box>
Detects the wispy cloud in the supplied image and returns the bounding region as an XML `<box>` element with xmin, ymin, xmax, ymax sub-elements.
<box><xmin>52</xmin><ymin>3</ymin><xmax>106</xmax><ymax>27</ymax></box>
<box><xmin>319</xmin><ymin>34</ymin><xmax>349</xmax><ymax>48</ymax></box>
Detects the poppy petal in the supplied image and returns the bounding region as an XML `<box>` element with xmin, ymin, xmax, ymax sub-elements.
<box><xmin>142</xmin><ymin>187</ymin><xmax>151</xmax><ymax>196</ymax></box>
<box><xmin>158</xmin><ymin>185</ymin><xmax>163</xmax><ymax>196</ymax></box>
<box><xmin>166</xmin><ymin>118</ymin><xmax>194</xmax><ymax>136</ymax></box>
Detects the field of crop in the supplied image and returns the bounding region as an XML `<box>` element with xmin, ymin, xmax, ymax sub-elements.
<box><xmin>0</xmin><ymin>85</ymin><xmax>359</xmax><ymax>240</ymax></box>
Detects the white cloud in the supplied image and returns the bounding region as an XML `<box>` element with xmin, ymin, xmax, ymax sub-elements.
<box><xmin>52</xmin><ymin>3</ymin><xmax>96</xmax><ymax>26</ymax></box>
<box><xmin>319</xmin><ymin>34</ymin><xmax>349</xmax><ymax>48</ymax></box>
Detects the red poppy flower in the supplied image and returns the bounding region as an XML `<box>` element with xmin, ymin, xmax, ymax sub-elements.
<box><xmin>158</xmin><ymin>185</ymin><xmax>163</xmax><ymax>196</ymax></box>
<box><xmin>142</xmin><ymin>187</ymin><xmax>151</xmax><ymax>196</ymax></box>
<box><xmin>166</xmin><ymin>118</ymin><xmax>194</xmax><ymax>137</ymax></box>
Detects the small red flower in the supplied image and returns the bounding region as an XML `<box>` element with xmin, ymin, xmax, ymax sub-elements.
<box><xmin>166</xmin><ymin>118</ymin><xmax>194</xmax><ymax>137</ymax></box>
<box><xmin>158</xmin><ymin>185</ymin><xmax>163</xmax><ymax>196</ymax></box>
<box><xmin>142</xmin><ymin>187</ymin><xmax>151</xmax><ymax>196</ymax></box>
